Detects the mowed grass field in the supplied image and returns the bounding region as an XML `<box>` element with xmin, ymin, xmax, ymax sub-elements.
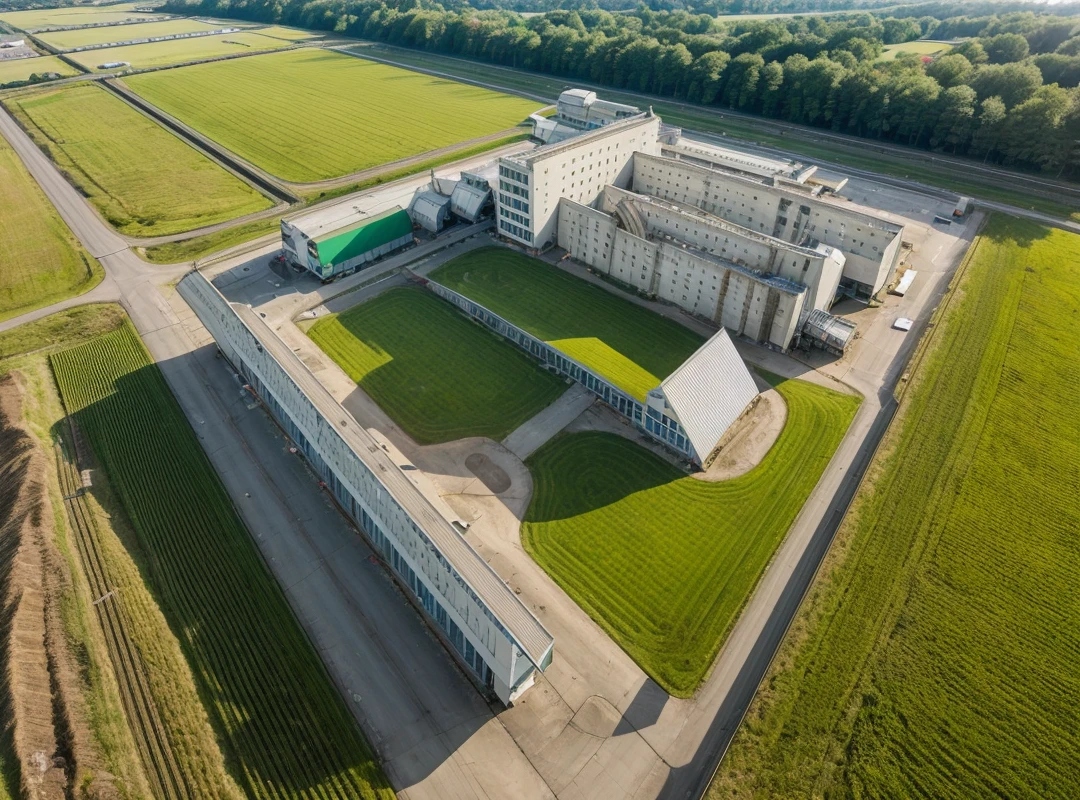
<box><xmin>70</xmin><ymin>30</ymin><xmax>295</xmax><ymax>72</ymax></box>
<box><xmin>6</xmin><ymin>84</ymin><xmax>272</xmax><ymax>236</ymax></box>
<box><xmin>306</xmin><ymin>287</ymin><xmax>566</xmax><ymax>444</ymax></box>
<box><xmin>709</xmin><ymin>215</ymin><xmax>1080</xmax><ymax>798</ymax></box>
<box><xmin>0</xmin><ymin>55</ymin><xmax>78</xmax><ymax>85</ymax></box>
<box><xmin>431</xmin><ymin>248</ymin><xmax>704</xmax><ymax>401</ymax></box>
<box><xmin>124</xmin><ymin>48</ymin><xmax>539</xmax><ymax>182</ymax></box>
<box><xmin>878</xmin><ymin>40</ymin><xmax>954</xmax><ymax>61</ymax></box>
<box><xmin>0</xmin><ymin>3</ymin><xmax>159</xmax><ymax>31</ymax></box>
<box><xmin>523</xmin><ymin>375</ymin><xmax>861</xmax><ymax>696</ymax></box>
<box><xmin>35</xmin><ymin>18</ymin><xmax>221</xmax><ymax>50</ymax></box>
<box><xmin>0</xmin><ymin>136</ymin><xmax>101</xmax><ymax>322</ymax></box>
<box><xmin>51</xmin><ymin>322</ymin><xmax>394</xmax><ymax>800</ymax></box>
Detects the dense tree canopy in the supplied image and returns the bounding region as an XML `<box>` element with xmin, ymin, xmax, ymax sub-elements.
<box><xmin>162</xmin><ymin>0</ymin><xmax>1080</xmax><ymax>175</ymax></box>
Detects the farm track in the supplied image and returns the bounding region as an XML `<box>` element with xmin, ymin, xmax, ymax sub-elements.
<box><xmin>54</xmin><ymin>419</ymin><xmax>188</xmax><ymax>800</ymax></box>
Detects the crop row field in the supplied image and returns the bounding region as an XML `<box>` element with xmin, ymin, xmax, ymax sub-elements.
<box><xmin>306</xmin><ymin>287</ymin><xmax>567</xmax><ymax>444</ymax></box>
<box><xmin>0</xmin><ymin>136</ymin><xmax>101</xmax><ymax>322</ymax></box>
<box><xmin>35</xmin><ymin>18</ymin><xmax>223</xmax><ymax>51</ymax></box>
<box><xmin>50</xmin><ymin>322</ymin><xmax>394</xmax><ymax>800</ymax></box>
<box><xmin>69</xmin><ymin>29</ymin><xmax>297</xmax><ymax>72</ymax></box>
<box><xmin>6</xmin><ymin>84</ymin><xmax>272</xmax><ymax>236</ymax></box>
<box><xmin>124</xmin><ymin>48</ymin><xmax>540</xmax><ymax>182</ymax></box>
<box><xmin>709</xmin><ymin>215</ymin><xmax>1080</xmax><ymax>798</ymax></box>
<box><xmin>430</xmin><ymin>248</ymin><xmax>704</xmax><ymax>401</ymax></box>
<box><xmin>523</xmin><ymin>375</ymin><xmax>861</xmax><ymax>696</ymax></box>
<box><xmin>0</xmin><ymin>2</ymin><xmax>161</xmax><ymax>31</ymax></box>
<box><xmin>0</xmin><ymin>54</ymin><xmax>78</xmax><ymax>86</ymax></box>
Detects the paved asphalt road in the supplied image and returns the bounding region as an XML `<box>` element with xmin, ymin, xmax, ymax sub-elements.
<box><xmin>0</xmin><ymin>97</ymin><xmax>1020</xmax><ymax>800</ymax></box>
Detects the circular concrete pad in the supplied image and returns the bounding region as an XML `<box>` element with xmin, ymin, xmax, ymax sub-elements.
<box><xmin>465</xmin><ymin>452</ymin><xmax>512</xmax><ymax>494</ymax></box>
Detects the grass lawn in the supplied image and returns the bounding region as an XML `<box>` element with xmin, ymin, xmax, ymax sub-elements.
<box><xmin>0</xmin><ymin>3</ymin><xmax>159</xmax><ymax>31</ymax></box>
<box><xmin>124</xmin><ymin>48</ymin><xmax>539</xmax><ymax>182</ymax></box>
<box><xmin>306</xmin><ymin>287</ymin><xmax>566</xmax><ymax>444</ymax></box>
<box><xmin>878</xmin><ymin>40</ymin><xmax>953</xmax><ymax>61</ymax></box>
<box><xmin>523</xmin><ymin>375</ymin><xmax>861</xmax><ymax>696</ymax></box>
<box><xmin>6</xmin><ymin>84</ymin><xmax>272</xmax><ymax>236</ymax></box>
<box><xmin>709</xmin><ymin>215</ymin><xmax>1080</xmax><ymax>797</ymax></box>
<box><xmin>70</xmin><ymin>30</ymin><xmax>294</xmax><ymax>72</ymax></box>
<box><xmin>430</xmin><ymin>248</ymin><xmax>704</xmax><ymax>401</ymax></box>
<box><xmin>0</xmin><ymin>136</ymin><xmax>101</xmax><ymax>322</ymax></box>
<box><xmin>0</xmin><ymin>54</ymin><xmax>79</xmax><ymax>85</ymax></box>
<box><xmin>51</xmin><ymin>321</ymin><xmax>394</xmax><ymax>799</ymax></box>
<box><xmin>35</xmin><ymin>18</ymin><xmax>221</xmax><ymax>50</ymax></box>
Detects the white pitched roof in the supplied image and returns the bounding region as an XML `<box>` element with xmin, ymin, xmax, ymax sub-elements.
<box><xmin>660</xmin><ymin>329</ymin><xmax>758</xmax><ymax>460</ymax></box>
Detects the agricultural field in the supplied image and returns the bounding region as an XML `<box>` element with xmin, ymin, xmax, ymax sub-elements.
<box><xmin>124</xmin><ymin>48</ymin><xmax>539</xmax><ymax>182</ymax></box>
<box><xmin>0</xmin><ymin>135</ymin><xmax>101</xmax><ymax>322</ymax></box>
<box><xmin>69</xmin><ymin>29</ymin><xmax>295</xmax><ymax>72</ymax></box>
<box><xmin>0</xmin><ymin>54</ymin><xmax>78</xmax><ymax>85</ymax></box>
<box><xmin>6</xmin><ymin>83</ymin><xmax>272</xmax><ymax>236</ymax></box>
<box><xmin>878</xmin><ymin>40</ymin><xmax>954</xmax><ymax>61</ymax></box>
<box><xmin>0</xmin><ymin>2</ymin><xmax>161</xmax><ymax>31</ymax></box>
<box><xmin>709</xmin><ymin>215</ymin><xmax>1080</xmax><ymax>798</ymax></box>
<box><xmin>523</xmin><ymin>375</ymin><xmax>861</xmax><ymax>696</ymax></box>
<box><xmin>255</xmin><ymin>25</ymin><xmax>322</xmax><ymax>41</ymax></box>
<box><xmin>306</xmin><ymin>287</ymin><xmax>566</xmax><ymax>444</ymax></box>
<box><xmin>430</xmin><ymin>248</ymin><xmax>704</xmax><ymax>401</ymax></box>
<box><xmin>50</xmin><ymin>321</ymin><xmax>394</xmax><ymax>800</ymax></box>
<box><xmin>35</xmin><ymin>18</ymin><xmax>222</xmax><ymax>50</ymax></box>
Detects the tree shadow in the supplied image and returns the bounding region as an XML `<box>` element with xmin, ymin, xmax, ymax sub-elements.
<box><xmin>981</xmin><ymin>215</ymin><xmax>1052</xmax><ymax>248</ymax></box>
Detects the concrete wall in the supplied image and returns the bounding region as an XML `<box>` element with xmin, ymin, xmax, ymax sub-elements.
<box><xmin>557</xmin><ymin>198</ymin><xmax>805</xmax><ymax>350</ymax></box>
<box><xmin>633</xmin><ymin>151</ymin><xmax>902</xmax><ymax>295</ymax></box>
<box><xmin>178</xmin><ymin>273</ymin><xmax>533</xmax><ymax>704</ymax></box>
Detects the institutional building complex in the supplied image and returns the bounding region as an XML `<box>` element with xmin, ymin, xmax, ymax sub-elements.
<box><xmin>178</xmin><ymin>272</ymin><xmax>554</xmax><ymax>706</ymax></box>
<box><xmin>494</xmin><ymin>91</ymin><xmax>905</xmax><ymax>351</ymax></box>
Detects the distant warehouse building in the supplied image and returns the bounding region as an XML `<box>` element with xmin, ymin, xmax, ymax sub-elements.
<box><xmin>178</xmin><ymin>272</ymin><xmax>554</xmax><ymax>705</ymax></box>
<box><xmin>281</xmin><ymin>206</ymin><xmax>413</xmax><ymax>281</ymax></box>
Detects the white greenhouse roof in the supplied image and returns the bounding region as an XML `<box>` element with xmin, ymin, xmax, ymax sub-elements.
<box><xmin>660</xmin><ymin>329</ymin><xmax>759</xmax><ymax>460</ymax></box>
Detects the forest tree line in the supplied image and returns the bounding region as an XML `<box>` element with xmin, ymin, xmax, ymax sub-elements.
<box><xmin>165</xmin><ymin>0</ymin><xmax>1080</xmax><ymax>176</ymax></box>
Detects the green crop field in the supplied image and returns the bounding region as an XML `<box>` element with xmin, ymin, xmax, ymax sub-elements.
<box><xmin>709</xmin><ymin>215</ymin><xmax>1080</xmax><ymax>798</ymax></box>
<box><xmin>0</xmin><ymin>55</ymin><xmax>78</xmax><ymax>85</ymax></box>
<box><xmin>0</xmin><ymin>136</ymin><xmax>101</xmax><ymax>322</ymax></box>
<box><xmin>70</xmin><ymin>30</ymin><xmax>295</xmax><ymax>72</ymax></box>
<box><xmin>255</xmin><ymin>25</ymin><xmax>321</xmax><ymax>41</ymax></box>
<box><xmin>306</xmin><ymin>287</ymin><xmax>566</xmax><ymax>444</ymax></box>
<box><xmin>35</xmin><ymin>18</ymin><xmax>221</xmax><ymax>50</ymax></box>
<box><xmin>124</xmin><ymin>48</ymin><xmax>539</xmax><ymax>182</ymax></box>
<box><xmin>878</xmin><ymin>40</ymin><xmax>954</xmax><ymax>61</ymax></box>
<box><xmin>6</xmin><ymin>84</ymin><xmax>272</xmax><ymax>236</ymax></box>
<box><xmin>0</xmin><ymin>3</ymin><xmax>159</xmax><ymax>31</ymax></box>
<box><xmin>50</xmin><ymin>322</ymin><xmax>394</xmax><ymax>800</ymax></box>
<box><xmin>523</xmin><ymin>376</ymin><xmax>860</xmax><ymax>696</ymax></box>
<box><xmin>431</xmin><ymin>248</ymin><xmax>704</xmax><ymax>401</ymax></box>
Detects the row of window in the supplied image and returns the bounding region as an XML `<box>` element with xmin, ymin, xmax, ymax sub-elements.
<box><xmin>499</xmin><ymin>180</ymin><xmax>529</xmax><ymax>198</ymax></box>
<box><xmin>499</xmin><ymin>219</ymin><xmax>533</xmax><ymax>242</ymax></box>
<box><xmin>498</xmin><ymin>165</ymin><xmax>529</xmax><ymax>185</ymax></box>
<box><xmin>499</xmin><ymin>193</ymin><xmax>529</xmax><ymax>213</ymax></box>
<box><xmin>237</xmin><ymin>357</ymin><xmax>497</xmax><ymax>687</ymax></box>
<box><xmin>500</xmin><ymin>207</ymin><xmax>530</xmax><ymax>227</ymax></box>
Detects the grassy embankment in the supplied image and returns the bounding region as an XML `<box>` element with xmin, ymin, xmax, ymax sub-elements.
<box><xmin>35</xmin><ymin>18</ymin><xmax>220</xmax><ymax>50</ymax></box>
<box><xmin>69</xmin><ymin>30</ymin><xmax>297</xmax><ymax>72</ymax></box>
<box><xmin>708</xmin><ymin>214</ymin><xmax>1080</xmax><ymax>798</ymax></box>
<box><xmin>6</xmin><ymin>83</ymin><xmax>272</xmax><ymax>236</ymax></box>
<box><xmin>140</xmin><ymin>131</ymin><xmax>529</xmax><ymax>264</ymax></box>
<box><xmin>125</xmin><ymin>48</ymin><xmax>540</xmax><ymax>182</ymax></box>
<box><xmin>431</xmin><ymin>248</ymin><xmax>703</xmax><ymax>401</ymax></box>
<box><xmin>0</xmin><ymin>136</ymin><xmax>101</xmax><ymax>322</ymax></box>
<box><xmin>50</xmin><ymin>321</ymin><xmax>394</xmax><ymax>799</ymax></box>
<box><xmin>306</xmin><ymin>287</ymin><xmax>566</xmax><ymax>444</ymax></box>
<box><xmin>524</xmin><ymin>375</ymin><xmax>860</xmax><ymax>696</ymax></box>
<box><xmin>353</xmin><ymin>44</ymin><xmax>1080</xmax><ymax>222</ymax></box>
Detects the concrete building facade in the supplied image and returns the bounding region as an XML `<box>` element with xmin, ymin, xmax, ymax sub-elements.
<box><xmin>633</xmin><ymin>151</ymin><xmax>903</xmax><ymax>298</ymax></box>
<box><xmin>178</xmin><ymin>272</ymin><xmax>554</xmax><ymax>706</ymax></box>
<box><xmin>496</xmin><ymin>112</ymin><xmax>661</xmax><ymax>249</ymax></box>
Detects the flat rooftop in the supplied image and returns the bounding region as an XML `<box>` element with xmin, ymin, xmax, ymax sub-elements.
<box><xmin>231</xmin><ymin>302</ymin><xmax>555</xmax><ymax>666</ymax></box>
<box><xmin>502</xmin><ymin>111</ymin><xmax>656</xmax><ymax>168</ymax></box>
